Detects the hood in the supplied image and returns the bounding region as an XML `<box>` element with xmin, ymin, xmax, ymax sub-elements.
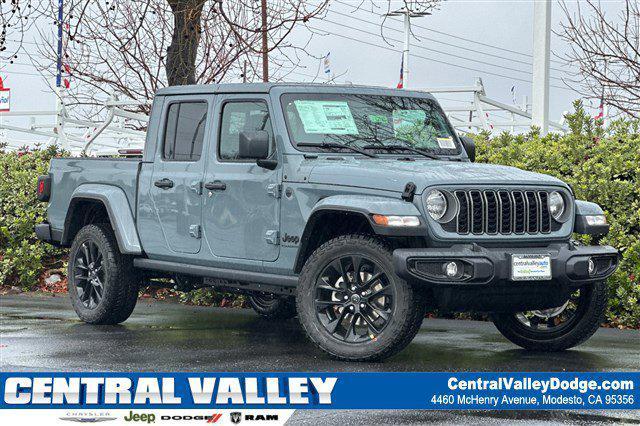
<box><xmin>307</xmin><ymin>157</ymin><xmax>567</xmax><ymax>193</ymax></box>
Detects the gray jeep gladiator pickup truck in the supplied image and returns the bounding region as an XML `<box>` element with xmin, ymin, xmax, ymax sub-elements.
<box><xmin>35</xmin><ymin>83</ymin><xmax>619</xmax><ymax>361</ymax></box>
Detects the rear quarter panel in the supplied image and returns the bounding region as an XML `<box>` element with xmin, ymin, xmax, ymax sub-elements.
<box><xmin>48</xmin><ymin>158</ymin><xmax>141</xmax><ymax>233</ymax></box>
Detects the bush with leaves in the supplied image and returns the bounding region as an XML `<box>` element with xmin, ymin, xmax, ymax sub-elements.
<box><xmin>178</xmin><ymin>288</ymin><xmax>246</xmax><ymax>308</ymax></box>
<box><xmin>0</xmin><ymin>144</ymin><xmax>67</xmax><ymax>288</ymax></box>
<box><xmin>1</xmin><ymin>102</ymin><xmax>638</xmax><ymax>327</ymax></box>
<box><xmin>474</xmin><ymin>101</ymin><xmax>640</xmax><ymax>328</ymax></box>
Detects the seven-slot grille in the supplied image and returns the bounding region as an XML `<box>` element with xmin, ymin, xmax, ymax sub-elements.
<box><xmin>452</xmin><ymin>190</ymin><xmax>552</xmax><ymax>235</ymax></box>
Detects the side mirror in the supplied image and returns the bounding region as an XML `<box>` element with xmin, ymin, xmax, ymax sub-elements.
<box><xmin>239</xmin><ymin>130</ymin><xmax>270</xmax><ymax>160</ymax></box>
<box><xmin>459</xmin><ymin>136</ymin><xmax>476</xmax><ymax>162</ymax></box>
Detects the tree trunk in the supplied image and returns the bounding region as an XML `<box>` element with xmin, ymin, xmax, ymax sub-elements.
<box><xmin>166</xmin><ymin>0</ymin><xmax>206</xmax><ymax>86</ymax></box>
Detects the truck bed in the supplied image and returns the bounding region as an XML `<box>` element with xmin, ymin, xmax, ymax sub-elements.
<box><xmin>47</xmin><ymin>157</ymin><xmax>143</xmax><ymax>234</ymax></box>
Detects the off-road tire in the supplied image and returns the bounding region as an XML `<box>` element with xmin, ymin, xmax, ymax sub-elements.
<box><xmin>248</xmin><ymin>294</ymin><xmax>297</xmax><ymax>320</ymax></box>
<box><xmin>297</xmin><ymin>234</ymin><xmax>426</xmax><ymax>361</ymax></box>
<box><xmin>491</xmin><ymin>281</ymin><xmax>607</xmax><ymax>351</ymax></box>
<box><xmin>68</xmin><ymin>223</ymin><xmax>139</xmax><ymax>324</ymax></box>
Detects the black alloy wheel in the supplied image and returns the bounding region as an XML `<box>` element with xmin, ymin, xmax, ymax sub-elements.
<box><xmin>250</xmin><ymin>293</ymin><xmax>279</xmax><ymax>310</ymax></box>
<box><xmin>68</xmin><ymin>223</ymin><xmax>139</xmax><ymax>324</ymax></box>
<box><xmin>314</xmin><ymin>254</ymin><xmax>395</xmax><ymax>343</ymax></box>
<box><xmin>73</xmin><ymin>240</ymin><xmax>105</xmax><ymax>309</ymax></box>
<box><xmin>491</xmin><ymin>281</ymin><xmax>608</xmax><ymax>351</ymax></box>
<box><xmin>297</xmin><ymin>234</ymin><xmax>425</xmax><ymax>361</ymax></box>
<box><xmin>513</xmin><ymin>289</ymin><xmax>584</xmax><ymax>333</ymax></box>
<box><xmin>247</xmin><ymin>292</ymin><xmax>297</xmax><ymax>320</ymax></box>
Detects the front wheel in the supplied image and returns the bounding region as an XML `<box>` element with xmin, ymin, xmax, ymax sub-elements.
<box><xmin>297</xmin><ymin>235</ymin><xmax>426</xmax><ymax>361</ymax></box>
<box><xmin>491</xmin><ymin>281</ymin><xmax>608</xmax><ymax>351</ymax></box>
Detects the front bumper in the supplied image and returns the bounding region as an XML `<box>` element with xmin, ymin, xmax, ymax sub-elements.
<box><xmin>394</xmin><ymin>242</ymin><xmax>619</xmax><ymax>288</ymax></box>
<box><xmin>394</xmin><ymin>242</ymin><xmax>619</xmax><ymax>312</ymax></box>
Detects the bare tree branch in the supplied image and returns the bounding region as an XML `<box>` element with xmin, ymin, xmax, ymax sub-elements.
<box><xmin>557</xmin><ymin>0</ymin><xmax>640</xmax><ymax>118</ymax></box>
<box><xmin>3</xmin><ymin>0</ymin><xmax>445</xmax><ymax>123</ymax></box>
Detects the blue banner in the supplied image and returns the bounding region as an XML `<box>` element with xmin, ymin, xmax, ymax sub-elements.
<box><xmin>1</xmin><ymin>372</ymin><xmax>637</xmax><ymax>410</ymax></box>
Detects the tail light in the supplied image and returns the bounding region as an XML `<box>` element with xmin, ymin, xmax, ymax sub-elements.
<box><xmin>37</xmin><ymin>175</ymin><xmax>51</xmax><ymax>202</ymax></box>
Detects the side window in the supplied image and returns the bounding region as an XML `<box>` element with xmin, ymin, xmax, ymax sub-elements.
<box><xmin>219</xmin><ymin>101</ymin><xmax>274</xmax><ymax>161</ymax></box>
<box><xmin>163</xmin><ymin>101</ymin><xmax>208</xmax><ymax>161</ymax></box>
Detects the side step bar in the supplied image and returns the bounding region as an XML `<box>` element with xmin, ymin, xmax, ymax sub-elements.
<box><xmin>133</xmin><ymin>258</ymin><xmax>298</xmax><ymax>288</ymax></box>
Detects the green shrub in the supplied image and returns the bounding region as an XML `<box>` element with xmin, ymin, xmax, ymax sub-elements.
<box><xmin>178</xmin><ymin>288</ymin><xmax>246</xmax><ymax>308</ymax></box>
<box><xmin>474</xmin><ymin>101</ymin><xmax>640</xmax><ymax>327</ymax></box>
<box><xmin>0</xmin><ymin>102</ymin><xmax>638</xmax><ymax>327</ymax></box>
<box><xmin>0</xmin><ymin>144</ymin><xmax>67</xmax><ymax>288</ymax></box>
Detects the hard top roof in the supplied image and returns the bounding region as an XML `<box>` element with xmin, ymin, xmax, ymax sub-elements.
<box><xmin>155</xmin><ymin>82</ymin><xmax>435</xmax><ymax>99</ymax></box>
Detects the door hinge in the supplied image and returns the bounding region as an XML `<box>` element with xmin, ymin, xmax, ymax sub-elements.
<box><xmin>189</xmin><ymin>224</ymin><xmax>202</xmax><ymax>239</ymax></box>
<box><xmin>266</xmin><ymin>183</ymin><xmax>282</xmax><ymax>199</ymax></box>
<box><xmin>190</xmin><ymin>181</ymin><xmax>203</xmax><ymax>195</ymax></box>
<box><xmin>265</xmin><ymin>230</ymin><xmax>279</xmax><ymax>245</ymax></box>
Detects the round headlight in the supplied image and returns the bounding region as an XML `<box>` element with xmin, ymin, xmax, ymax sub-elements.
<box><xmin>426</xmin><ymin>190</ymin><xmax>448</xmax><ymax>221</ymax></box>
<box><xmin>549</xmin><ymin>191</ymin><xmax>565</xmax><ymax>221</ymax></box>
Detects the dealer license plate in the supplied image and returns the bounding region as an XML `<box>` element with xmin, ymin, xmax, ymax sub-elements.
<box><xmin>511</xmin><ymin>254</ymin><xmax>552</xmax><ymax>281</ymax></box>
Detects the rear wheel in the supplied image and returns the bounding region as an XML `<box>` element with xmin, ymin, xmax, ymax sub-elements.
<box><xmin>297</xmin><ymin>235</ymin><xmax>425</xmax><ymax>361</ymax></box>
<box><xmin>491</xmin><ymin>281</ymin><xmax>607</xmax><ymax>351</ymax></box>
<box><xmin>68</xmin><ymin>223</ymin><xmax>139</xmax><ymax>324</ymax></box>
<box><xmin>247</xmin><ymin>293</ymin><xmax>296</xmax><ymax>320</ymax></box>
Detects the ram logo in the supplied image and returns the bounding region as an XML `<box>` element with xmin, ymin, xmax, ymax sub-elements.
<box><xmin>230</xmin><ymin>412</ymin><xmax>242</xmax><ymax>424</ymax></box>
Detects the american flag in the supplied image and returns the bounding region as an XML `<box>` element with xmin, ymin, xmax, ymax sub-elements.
<box><xmin>594</xmin><ymin>99</ymin><xmax>604</xmax><ymax>121</ymax></box>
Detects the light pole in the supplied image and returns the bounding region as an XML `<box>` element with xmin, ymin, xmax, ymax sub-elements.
<box><xmin>384</xmin><ymin>7</ymin><xmax>430</xmax><ymax>89</ymax></box>
<box><xmin>261</xmin><ymin>0</ymin><xmax>269</xmax><ymax>82</ymax></box>
<box><xmin>532</xmin><ymin>0</ymin><xmax>551</xmax><ymax>135</ymax></box>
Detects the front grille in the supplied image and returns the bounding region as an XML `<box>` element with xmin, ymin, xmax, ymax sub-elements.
<box><xmin>452</xmin><ymin>189</ymin><xmax>552</xmax><ymax>235</ymax></box>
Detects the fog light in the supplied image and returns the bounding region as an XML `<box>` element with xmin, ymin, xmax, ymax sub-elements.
<box><xmin>588</xmin><ymin>258</ymin><xmax>596</xmax><ymax>276</ymax></box>
<box><xmin>444</xmin><ymin>261</ymin><xmax>459</xmax><ymax>278</ymax></box>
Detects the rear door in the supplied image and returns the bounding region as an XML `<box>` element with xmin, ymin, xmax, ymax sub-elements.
<box><xmin>202</xmin><ymin>94</ymin><xmax>281</xmax><ymax>262</ymax></box>
<box><xmin>150</xmin><ymin>96</ymin><xmax>212</xmax><ymax>254</ymax></box>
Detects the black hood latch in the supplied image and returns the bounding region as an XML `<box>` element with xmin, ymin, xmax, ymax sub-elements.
<box><xmin>401</xmin><ymin>182</ymin><xmax>417</xmax><ymax>202</ymax></box>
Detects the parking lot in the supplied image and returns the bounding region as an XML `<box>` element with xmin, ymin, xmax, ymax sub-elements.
<box><xmin>1</xmin><ymin>293</ymin><xmax>639</xmax><ymax>424</ymax></box>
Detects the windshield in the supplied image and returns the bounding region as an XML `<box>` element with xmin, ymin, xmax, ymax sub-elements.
<box><xmin>281</xmin><ymin>93</ymin><xmax>460</xmax><ymax>154</ymax></box>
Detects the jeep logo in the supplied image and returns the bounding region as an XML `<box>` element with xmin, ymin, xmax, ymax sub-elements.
<box><xmin>282</xmin><ymin>233</ymin><xmax>300</xmax><ymax>244</ymax></box>
<box><xmin>124</xmin><ymin>411</ymin><xmax>155</xmax><ymax>423</ymax></box>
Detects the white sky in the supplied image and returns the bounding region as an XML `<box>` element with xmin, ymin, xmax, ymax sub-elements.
<box><xmin>0</xmin><ymin>0</ymin><xmax>626</xmax><ymax>146</ymax></box>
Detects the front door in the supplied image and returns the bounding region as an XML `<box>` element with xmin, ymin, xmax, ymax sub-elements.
<box><xmin>203</xmin><ymin>95</ymin><xmax>281</xmax><ymax>261</ymax></box>
<box><xmin>150</xmin><ymin>96</ymin><xmax>212</xmax><ymax>254</ymax></box>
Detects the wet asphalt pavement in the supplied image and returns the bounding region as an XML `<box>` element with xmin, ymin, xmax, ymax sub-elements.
<box><xmin>1</xmin><ymin>293</ymin><xmax>639</xmax><ymax>424</ymax></box>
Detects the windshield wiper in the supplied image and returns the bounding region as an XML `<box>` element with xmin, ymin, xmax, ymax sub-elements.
<box><xmin>297</xmin><ymin>141</ymin><xmax>378</xmax><ymax>158</ymax></box>
<box><xmin>362</xmin><ymin>143</ymin><xmax>439</xmax><ymax>160</ymax></box>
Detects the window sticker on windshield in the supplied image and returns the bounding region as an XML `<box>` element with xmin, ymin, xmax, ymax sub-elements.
<box><xmin>367</xmin><ymin>114</ymin><xmax>388</xmax><ymax>125</ymax></box>
<box><xmin>294</xmin><ymin>100</ymin><xmax>359</xmax><ymax>135</ymax></box>
<box><xmin>437</xmin><ymin>137</ymin><xmax>456</xmax><ymax>149</ymax></box>
<box><xmin>392</xmin><ymin>109</ymin><xmax>426</xmax><ymax>136</ymax></box>
<box><xmin>392</xmin><ymin>109</ymin><xmax>429</xmax><ymax>143</ymax></box>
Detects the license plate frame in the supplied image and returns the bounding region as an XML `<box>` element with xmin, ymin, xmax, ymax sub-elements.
<box><xmin>510</xmin><ymin>254</ymin><xmax>552</xmax><ymax>281</ymax></box>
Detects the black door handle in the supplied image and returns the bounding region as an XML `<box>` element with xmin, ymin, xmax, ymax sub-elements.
<box><xmin>204</xmin><ymin>181</ymin><xmax>227</xmax><ymax>191</ymax></box>
<box><xmin>154</xmin><ymin>178</ymin><xmax>174</xmax><ymax>189</ymax></box>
